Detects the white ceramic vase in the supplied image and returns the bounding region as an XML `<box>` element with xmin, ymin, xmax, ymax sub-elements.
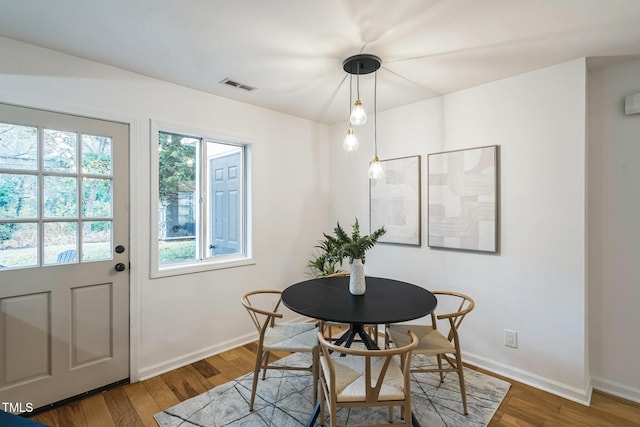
<box><xmin>349</xmin><ymin>258</ymin><xmax>366</xmax><ymax>295</ymax></box>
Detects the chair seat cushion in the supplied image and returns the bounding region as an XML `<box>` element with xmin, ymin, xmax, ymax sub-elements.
<box><xmin>264</xmin><ymin>323</ymin><xmax>318</xmax><ymax>352</ymax></box>
<box><xmin>320</xmin><ymin>354</ymin><xmax>405</xmax><ymax>402</ymax></box>
<box><xmin>388</xmin><ymin>324</ymin><xmax>454</xmax><ymax>354</ymax></box>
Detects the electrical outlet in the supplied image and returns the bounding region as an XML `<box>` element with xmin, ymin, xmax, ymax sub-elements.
<box><xmin>504</xmin><ymin>329</ymin><xmax>518</xmax><ymax>348</ymax></box>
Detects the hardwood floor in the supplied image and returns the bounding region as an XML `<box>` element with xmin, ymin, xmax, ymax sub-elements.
<box><xmin>28</xmin><ymin>342</ymin><xmax>640</xmax><ymax>427</ymax></box>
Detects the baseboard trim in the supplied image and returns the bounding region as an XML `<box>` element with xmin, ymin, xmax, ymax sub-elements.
<box><xmin>463</xmin><ymin>352</ymin><xmax>593</xmax><ymax>406</ymax></box>
<box><xmin>591</xmin><ymin>376</ymin><xmax>640</xmax><ymax>404</ymax></box>
<box><xmin>137</xmin><ymin>317</ymin><xmax>313</xmax><ymax>381</ymax></box>
<box><xmin>138</xmin><ymin>332</ymin><xmax>258</xmax><ymax>381</ymax></box>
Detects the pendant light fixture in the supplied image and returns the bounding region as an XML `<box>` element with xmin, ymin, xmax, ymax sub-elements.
<box><xmin>343</xmin><ymin>127</ymin><xmax>358</xmax><ymax>151</ymax></box>
<box><xmin>367</xmin><ymin>70</ymin><xmax>384</xmax><ymax>180</ymax></box>
<box><xmin>342</xmin><ymin>54</ymin><xmax>384</xmax><ymax>179</ymax></box>
<box><xmin>349</xmin><ymin>60</ymin><xmax>367</xmax><ymax>126</ymax></box>
<box><xmin>343</xmin><ymin>54</ymin><xmax>380</xmax><ymax>128</ymax></box>
<box><xmin>343</xmin><ymin>75</ymin><xmax>359</xmax><ymax>151</ymax></box>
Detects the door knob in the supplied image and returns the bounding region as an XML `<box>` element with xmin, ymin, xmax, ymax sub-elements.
<box><xmin>114</xmin><ymin>263</ymin><xmax>126</xmax><ymax>272</ymax></box>
<box><xmin>115</xmin><ymin>245</ymin><xmax>126</xmax><ymax>254</ymax></box>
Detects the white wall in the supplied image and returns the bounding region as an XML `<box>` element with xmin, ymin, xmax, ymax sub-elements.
<box><xmin>587</xmin><ymin>59</ymin><xmax>640</xmax><ymax>402</ymax></box>
<box><xmin>0</xmin><ymin>36</ymin><xmax>331</xmax><ymax>379</ymax></box>
<box><xmin>4</xmin><ymin>34</ymin><xmax>636</xmax><ymax>405</ymax></box>
<box><xmin>329</xmin><ymin>59</ymin><xmax>591</xmax><ymax>403</ymax></box>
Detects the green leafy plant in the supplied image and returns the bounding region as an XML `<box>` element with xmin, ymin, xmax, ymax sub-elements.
<box><xmin>307</xmin><ymin>218</ymin><xmax>386</xmax><ymax>277</ymax></box>
<box><xmin>307</xmin><ymin>237</ymin><xmax>343</xmax><ymax>278</ymax></box>
<box><xmin>332</xmin><ymin>218</ymin><xmax>386</xmax><ymax>264</ymax></box>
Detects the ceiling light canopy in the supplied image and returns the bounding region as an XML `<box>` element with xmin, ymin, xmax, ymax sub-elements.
<box><xmin>342</xmin><ymin>54</ymin><xmax>381</xmax><ymax>75</ymax></box>
<box><xmin>342</xmin><ymin>54</ymin><xmax>384</xmax><ymax>180</ymax></box>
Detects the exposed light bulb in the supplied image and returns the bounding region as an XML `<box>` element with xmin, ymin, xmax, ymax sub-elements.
<box><xmin>343</xmin><ymin>128</ymin><xmax>359</xmax><ymax>152</ymax></box>
<box><xmin>350</xmin><ymin>99</ymin><xmax>367</xmax><ymax>125</ymax></box>
<box><xmin>368</xmin><ymin>155</ymin><xmax>384</xmax><ymax>180</ymax></box>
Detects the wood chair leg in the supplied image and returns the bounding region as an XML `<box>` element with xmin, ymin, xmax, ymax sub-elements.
<box><xmin>319</xmin><ymin>383</ymin><xmax>325</xmax><ymax>426</ymax></box>
<box><xmin>261</xmin><ymin>351</ymin><xmax>270</xmax><ymax>379</ymax></box>
<box><xmin>370</xmin><ymin>324</ymin><xmax>379</xmax><ymax>341</ymax></box>
<box><xmin>249</xmin><ymin>350</ymin><xmax>263</xmax><ymax>411</ymax></box>
<box><xmin>330</xmin><ymin>405</ymin><xmax>337</xmax><ymax>427</ymax></box>
<box><xmin>404</xmin><ymin>402</ymin><xmax>412</xmax><ymax>426</ymax></box>
<box><xmin>455</xmin><ymin>351</ymin><xmax>468</xmax><ymax>415</ymax></box>
<box><xmin>312</xmin><ymin>348</ymin><xmax>319</xmax><ymax>403</ymax></box>
<box><xmin>436</xmin><ymin>354</ymin><xmax>444</xmax><ymax>382</ymax></box>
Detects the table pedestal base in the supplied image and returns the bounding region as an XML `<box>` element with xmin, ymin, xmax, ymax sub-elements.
<box><xmin>333</xmin><ymin>323</ymin><xmax>378</xmax><ymax>350</ymax></box>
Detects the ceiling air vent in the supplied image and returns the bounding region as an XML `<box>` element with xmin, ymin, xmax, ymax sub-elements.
<box><xmin>219</xmin><ymin>78</ymin><xmax>256</xmax><ymax>92</ymax></box>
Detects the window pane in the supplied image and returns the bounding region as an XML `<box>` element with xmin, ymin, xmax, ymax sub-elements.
<box><xmin>44</xmin><ymin>176</ymin><xmax>78</xmax><ymax>218</ymax></box>
<box><xmin>207</xmin><ymin>142</ymin><xmax>242</xmax><ymax>257</ymax></box>
<box><xmin>0</xmin><ymin>123</ymin><xmax>38</xmax><ymax>170</ymax></box>
<box><xmin>44</xmin><ymin>129</ymin><xmax>77</xmax><ymax>172</ymax></box>
<box><xmin>82</xmin><ymin>134</ymin><xmax>112</xmax><ymax>175</ymax></box>
<box><xmin>159</xmin><ymin>239</ymin><xmax>196</xmax><ymax>265</ymax></box>
<box><xmin>82</xmin><ymin>221</ymin><xmax>112</xmax><ymax>261</ymax></box>
<box><xmin>0</xmin><ymin>173</ymin><xmax>37</xmax><ymax>219</ymax></box>
<box><xmin>82</xmin><ymin>178</ymin><xmax>112</xmax><ymax>218</ymax></box>
<box><xmin>44</xmin><ymin>222</ymin><xmax>77</xmax><ymax>265</ymax></box>
<box><xmin>158</xmin><ymin>131</ymin><xmax>197</xmax><ymax>265</ymax></box>
<box><xmin>0</xmin><ymin>222</ymin><xmax>38</xmax><ymax>269</ymax></box>
<box><xmin>154</xmin><ymin>125</ymin><xmax>249</xmax><ymax>275</ymax></box>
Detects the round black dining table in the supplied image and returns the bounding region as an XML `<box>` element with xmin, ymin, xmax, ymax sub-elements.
<box><xmin>282</xmin><ymin>275</ymin><xmax>437</xmax><ymax>427</ymax></box>
<box><xmin>282</xmin><ymin>275</ymin><xmax>437</xmax><ymax>350</ymax></box>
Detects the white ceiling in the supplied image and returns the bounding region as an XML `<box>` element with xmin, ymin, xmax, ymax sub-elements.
<box><xmin>1</xmin><ymin>0</ymin><xmax>640</xmax><ymax>124</ymax></box>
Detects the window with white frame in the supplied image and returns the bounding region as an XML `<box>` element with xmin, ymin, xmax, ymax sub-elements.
<box><xmin>150</xmin><ymin>123</ymin><xmax>251</xmax><ymax>277</ymax></box>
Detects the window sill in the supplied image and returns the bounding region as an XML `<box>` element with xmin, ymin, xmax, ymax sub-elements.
<box><xmin>151</xmin><ymin>256</ymin><xmax>255</xmax><ymax>279</ymax></box>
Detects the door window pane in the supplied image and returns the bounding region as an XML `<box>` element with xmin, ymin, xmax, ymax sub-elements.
<box><xmin>44</xmin><ymin>129</ymin><xmax>77</xmax><ymax>173</ymax></box>
<box><xmin>82</xmin><ymin>135</ymin><xmax>112</xmax><ymax>175</ymax></box>
<box><xmin>44</xmin><ymin>176</ymin><xmax>78</xmax><ymax>218</ymax></box>
<box><xmin>0</xmin><ymin>123</ymin><xmax>38</xmax><ymax>170</ymax></box>
<box><xmin>0</xmin><ymin>173</ymin><xmax>38</xmax><ymax>219</ymax></box>
<box><xmin>0</xmin><ymin>223</ymin><xmax>38</xmax><ymax>269</ymax></box>
<box><xmin>1</xmin><ymin>106</ymin><xmax>123</xmax><ymax>270</ymax></box>
<box><xmin>82</xmin><ymin>178</ymin><xmax>112</xmax><ymax>218</ymax></box>
<box><xmin>82</xmin><ymin>221</ymin><xmax>112</xmax><ymax>261</ymax></box>
<box><xmin>44</xmin><ymin>222</ymin><xmax>77</xmax><ymax>265</ymax></box>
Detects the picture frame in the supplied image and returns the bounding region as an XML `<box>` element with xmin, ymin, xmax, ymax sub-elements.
<box><xmin>369</xmin><ymin>155</ymin><xmax>421</xmax><ymax>246</ymax></box>
<box><xmin>427</xmin><ymin>145</ymin><xmax>498</xmax><ymax>252</ymax></box>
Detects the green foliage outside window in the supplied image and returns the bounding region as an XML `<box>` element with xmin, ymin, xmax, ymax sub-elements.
<box><xmin>158</xmin><ymin>132</ymin><xmax>196</xmax><ymax>204</ymax></box>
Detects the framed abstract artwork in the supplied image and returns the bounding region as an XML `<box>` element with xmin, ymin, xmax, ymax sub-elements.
<box><xmin>370</xmin><ymin>155</ymin><xmax>421</xmax><ymax>246</ymax></box>
<box><xmin>428</xmin><ymin>145</ymin><xmax>498</xmax><ymax>252</ymax></box>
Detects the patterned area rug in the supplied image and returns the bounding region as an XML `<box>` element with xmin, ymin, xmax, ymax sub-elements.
<box><xmin>154</xmin><ymin>353</ymin><xmax>510</xmax><ymax>427</ymax></box>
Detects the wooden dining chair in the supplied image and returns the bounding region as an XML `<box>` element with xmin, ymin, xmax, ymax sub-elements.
<box><xmin>241</xmin><ymin>289</ymin><xmax>319</xmax><ymax>411</ymax></box>
<box><xmin>317</xmin><ymin>330</ymin><xmax>418</xmax><ymax>427</ymax></box>
<box><xmin>386</xmin><ymin>291</ymin><xmax>475</xmax><ymax>415</ymax></box>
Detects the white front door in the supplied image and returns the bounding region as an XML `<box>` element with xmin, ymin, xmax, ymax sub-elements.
<box><xmin>0</xmin><ymin>103</ymin><xmax>130</xmax><ymax>412</ymax></box>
